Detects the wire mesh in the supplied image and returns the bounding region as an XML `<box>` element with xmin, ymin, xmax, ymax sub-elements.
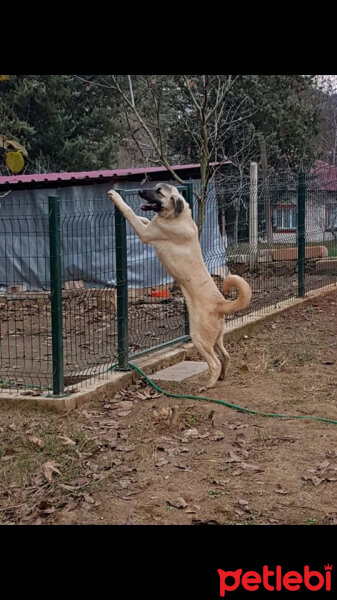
<box><xmin>0</xmin><ymin>173</ymin><xmax>336</xmax><ymax>396</ymax></box>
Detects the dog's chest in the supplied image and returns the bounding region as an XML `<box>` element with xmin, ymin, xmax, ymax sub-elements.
<box><xmin>154</xmin><ymin>240</ymin><xmax>202</xmax><ymax>283</ymax></box>
<box><xmin>154</xmin><ymin>243</ymin><xmax>182</xmax><ymax>278</ymax></box>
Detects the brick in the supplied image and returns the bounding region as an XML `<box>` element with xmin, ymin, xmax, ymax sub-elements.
<box><xmin>272</xmin><ymin>245</ymin><xmax>328</xmax><ymax>261</ymax></box>
<box><xmin>227</xmin><ymin>254</ymin><xmax>250</xmax><ymax>264</ymax></box>
<box><xmin>6</xmin><ymin>285</ymin><xmax>26</xmax><ymax>294</ymax></box>
<box><xmin>316</xmin><ymin>258</ymin><xmax>337</xmax><ymax>271</ymax></box>
<box><xmin>64</xmin><ymin>280</ymin><xmax>85</xmax><ymax>290</ymax></box>
<box><xmin>258</xmin><ymin>249</ymin><xmax>273</xmax><ymax>262</ymax></box>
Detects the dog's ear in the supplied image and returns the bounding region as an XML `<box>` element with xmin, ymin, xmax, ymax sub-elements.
<box><xmin>173</xmin><ymin>197</ymin><xmax>184</xmax><ymax>217</ymax></box>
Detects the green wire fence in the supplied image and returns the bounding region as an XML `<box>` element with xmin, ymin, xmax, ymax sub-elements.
<box><xmin>0</xmin><ymin>174</ymin><xmax>337</xmax><ymax>396</ymax></box>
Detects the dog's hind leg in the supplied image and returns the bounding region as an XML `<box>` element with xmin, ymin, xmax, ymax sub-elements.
<box><xmin>215</xmin><ymin>333</ymin><xmax>230</xmax><ymax>381</ymax></box>
<box><xmin>192</xmin><ymin>339</ymin><xmax>222</xmax><ymax>391</ymax></box>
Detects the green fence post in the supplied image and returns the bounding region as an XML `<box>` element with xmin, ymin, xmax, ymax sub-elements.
<box><xmin>48</xmin><ymin>196</ymin><xmax>64</xmax><ymax>396</ymax></box>
<box><xmin>115</xmin><ymin>192</ymin><xmax>129</xmax><ymax>370</ymax></box>
<box><xmin>297</xmin><ymin>172</ymin><xmax>306</xmax><ymax>297</ymax></box>
<box><xmin>182</xmin><ymin>183</ymin><xmax>194</xmax><ymax>335</ymax></box>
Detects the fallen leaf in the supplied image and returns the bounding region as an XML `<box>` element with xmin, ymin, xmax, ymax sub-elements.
<box><xmin>116</xmin><ymin>444</ymin><xmax>136</xmax><ymax>453</ymax></box>
<box><xmin>324</xmin><ymin>512</ymin><xmax>337</xmax><ymax>525</ymax></box>
<box><xmin>31</xmin><ymin>474</ymin><xmax>44</xmax><ymax>487</ymax></box>
<box><xmin>153</xmin><ymin>407</ymin><xmax>172</xmax><ymax>422</ymax></box>
<box><xmin>191</xmin><ymin>518</ymin><xmax>221</xmax><ymax>525</ymax></box>
<box><xmin>183</xmin><ymin>428</ymin><xmax>199</xmax><ymax>439</ymax></box>
<box><xmin>117</xmin><ymin>410</ymin><xmax>132</xmax><ymax>417</ymax></box>
<box><xmin>28</xmin><ymin>436</ymin><xmax>44</xmax><ymax>448</ymax></box>
<box><xmin>317</xmin><ymin>460</ymin><xmax>330</xmax><ymax>470</ymax></box>
<box><xmin>114</xmin><ymin>401</ymin><xmax>133</xmax><ymax>410</ymax></box>
<box><xmin>167</xmin><ymin>497</ymin><xmax>187</xmax><ymax>509</ymax></box>
<box><xmin>82</xmin><ymin>493</ymin><xmax>95</xmax><ymax>504</ymax></box>
<box><xmin>237</xmin><ymin>499</ymin><xmax>248</xmax><ymax>507</ymax></box>
<box><xmin>302</xmin><ymin>475</ymin><xmax>324</xmax><ymax>486</ymax></box>
<box><xmin>225</xmin><ymin>451</ymin><xmax>242</xmax><ymax>463</ymax></box>
<box><xmin>57</xmin><ymin>435</ymin><xmax>76</xmax><ymax>446</ymax></box>
<box><xmin>42</xmin><ymin>461</ymin><xmax>62</xmax><ymax>483</ymax></box>
<box><xmin>212</xmin><ymin>479</ymin><xmax>230</xmax><ymax>486</ymax></box>
<box><xmin>209</xmin><ymin>431</ymin><xmax>224</xmax><ymax>441</ymax></box>
<box><xmin>241</xmin><ymin>462</ymin><xmax>263</xmax><ymax>472</ymax></box>
<box><xmin>155</xmin><ymin>458</ymin><xmax>170</xmax><ymax>468</ymax></box>
<box><xmin>71</xmin><ymin>476</ymin><xmax>91</xmax><ymax>487</ymax></box>
<box><xmin>100</xmin><ymin>431</ymin><xmax>118</xmax><ymax>447</ymax></box>
<box><xmin>58</xmin><ymin>483</ymin><xmax>77</xmax><ymax>491</ymax></box>
<box><xmin>173</xmin><ymin>463</ymin><xmax>192</xmax><ymax>471</ymax></box>
<box><xmin>119</xmin><ymin>479</ymin><xmax>131</xmax><ymax>489</ymax></box>
<box><xmin>36</xmin><ymin>500</ymin><xmax>58</xmax><ymax>515</ymax></box>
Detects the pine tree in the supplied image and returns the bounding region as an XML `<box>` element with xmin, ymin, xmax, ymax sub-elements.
<box><xmin>0</xmin><ymin>75</ymin><xmax>124</xmax><ymax>174</ymax></box>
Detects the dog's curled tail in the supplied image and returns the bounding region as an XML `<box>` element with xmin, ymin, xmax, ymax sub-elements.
<box><xmin>221</xmin><ymin>275</ymin><xmax>252</xmax><ymax>315</ymax></box>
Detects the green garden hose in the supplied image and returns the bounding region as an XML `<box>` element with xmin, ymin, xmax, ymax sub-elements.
<box><xmin>2</xmin><ymin>361</ymin><xmax>337</xmax><ymax>427</ymax></box>
<box><xmin>121</xmin><ymin>362</ymin><xmax>337</xmax><ymax>427</ymax></box>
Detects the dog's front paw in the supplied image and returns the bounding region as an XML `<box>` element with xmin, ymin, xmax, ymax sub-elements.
<box><xmin>108</xmin><ymin>189</ymin><xmax>122</xmax><ymax>204</ymax></box>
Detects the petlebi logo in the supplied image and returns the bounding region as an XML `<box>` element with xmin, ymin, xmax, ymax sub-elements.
<box><xmin>218</xmin><ymin>564</ymin><xmax>333</xmax><ymax>594</ymax></box>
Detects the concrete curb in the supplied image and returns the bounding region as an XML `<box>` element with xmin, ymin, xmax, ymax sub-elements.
<box><xmin>0</xmin><ymin>281</ymin><xmax>336</xmax><ymax>411</ymax></box>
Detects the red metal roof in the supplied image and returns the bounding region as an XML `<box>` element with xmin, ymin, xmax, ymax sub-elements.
<box><xmin>0</xmin><ymin>162</ymin><xmax>223</xmax><ymax>187</ymax></box>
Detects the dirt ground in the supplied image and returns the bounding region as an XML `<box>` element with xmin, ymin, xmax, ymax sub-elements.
<box><xmin>0</xmin><ymin>289</ymin><xmax>337</xmax><ymax>525</ymax></box>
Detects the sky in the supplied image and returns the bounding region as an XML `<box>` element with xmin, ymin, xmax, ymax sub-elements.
<box><xmin>316</xmin><ymin>75</ymin><xmax>337</xmax><ymax>92</ymax></box>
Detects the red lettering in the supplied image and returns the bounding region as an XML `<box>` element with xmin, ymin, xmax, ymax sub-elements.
<box><xmin>218</xmin><ymin>569</ymin><xmax>242</xmax><ymax>597</ymax></box>
<box><xmin>276</xmin><ymin>565</ymin><xmax>282</xmax><ymax>591</ymax></box>
<box><xmin>262</xmin><ymin>565</ymin><xmax>275</xmax><ymax>591</ymax></box>
<box><xmin>218</xmin><ymin>564</ymin><xmax>333</xmax><ymax>594</ymax></box>
<box><xmin>304</xmin><ymin>566</ymin><xmax>324</xmax><ymax>591</ymax></box>
<box><xmin>241</xmin><ymin>571</ymin><xmax>261</xmax><ymax>591</ymax></box>
<box><xmin>283</xmin><ymin>571</ymin><xmax>303</xmax><ymax>591</ymax></box>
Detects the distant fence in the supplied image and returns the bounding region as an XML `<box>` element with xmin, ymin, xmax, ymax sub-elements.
<box><xmin>0</xmin><ymin>173</ymin><xmax>336</xmax><ymax>396</ymax></box>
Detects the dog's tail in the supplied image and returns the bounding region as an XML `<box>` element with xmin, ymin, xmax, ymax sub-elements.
<box><xmin>220</xmin><ymin>275</ymin><xmax>252</xmax><ymax>315</ymax></box>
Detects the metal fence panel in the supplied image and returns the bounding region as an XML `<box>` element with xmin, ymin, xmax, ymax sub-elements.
<box><xmin>1</xmin><ymin>173</ymin><xmax>337</xmax><ymax>396</ymax></box>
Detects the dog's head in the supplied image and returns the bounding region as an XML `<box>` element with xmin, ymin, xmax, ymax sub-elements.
<box><xmin>138</xmin><ymin>183</ymin><xmax>188</xmax><ymax>219</ymax></box>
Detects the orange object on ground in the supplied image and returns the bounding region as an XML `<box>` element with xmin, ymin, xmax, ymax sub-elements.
<box><xmin>151</xmin><ymin>289</ymin><xmax>171</xmax><ymax>298</ymax></box>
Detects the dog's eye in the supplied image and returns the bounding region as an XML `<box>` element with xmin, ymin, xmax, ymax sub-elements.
<box><xmin>157</xmin><ymin>188</ymin><xmax>163</xmax><ymax>196</ymax></box>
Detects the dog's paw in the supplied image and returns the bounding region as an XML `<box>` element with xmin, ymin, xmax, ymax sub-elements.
<box><xmin>198</xmin><ymin>382</ymin><xmax>217</xmax><ymax>394</ymax></box>
<box><xmin>108</xmin><ymin>189</ymin><xmax>122</xmax><ymax>203</ymax></box>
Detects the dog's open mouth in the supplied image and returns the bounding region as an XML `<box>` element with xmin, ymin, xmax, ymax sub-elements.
<box><xmin>140</xmin><ymin>202</ymin><xmax>161</xmax><ymax>212</ymax></box>
<box><xmin>138</xmin><ymin>189</ymin><xmax>162</xmax><ymax>212</ymax></box>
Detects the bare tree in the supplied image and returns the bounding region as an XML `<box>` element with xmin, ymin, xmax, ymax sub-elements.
<box><xmin>215</xmin><ymin>123</ymin><xmax>256</xmax><ymax>248</ymax></box>
<box><xmin>73</xmin><ymin>75</ymin><xmax>257</xmax><ymax>237</ymax></box>
<box><xmin>109</xmin><ymin>75</ymin><xmax>255</xmax><ymax>235</ymax></box>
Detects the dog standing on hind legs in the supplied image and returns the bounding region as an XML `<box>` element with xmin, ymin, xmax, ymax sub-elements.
<box><xmin>108</xmin><ymin>184</ymin><xmax>252</xmax><ymax>390</ymax></box>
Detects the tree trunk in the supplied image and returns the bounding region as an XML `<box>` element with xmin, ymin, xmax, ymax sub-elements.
<box><xmin>260</xmin><ymin>138</ymin><xmax>273</xmax><ymax>243</ymax></box>
<box><xmin>234</xmin><ymin>199</ymin><xmax>240</xmax><ymax>247</ymax></box>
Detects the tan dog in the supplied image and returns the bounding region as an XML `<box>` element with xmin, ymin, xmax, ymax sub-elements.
<box><xmin>108</xmin><ymin>184</ymin><xmax>251</xmax><ymax>390</ymax></box>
